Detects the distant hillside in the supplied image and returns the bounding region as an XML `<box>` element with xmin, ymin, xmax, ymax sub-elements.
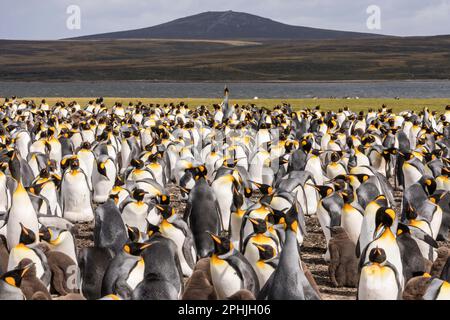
<box><xmin>71</xmin><ymin>10</ymin><xmax>384</xmax><ymax>41</ymax></box>
<box><xmin>2</xmin><ymin>36</ymin><xmax>450</xmax><ymax>81</ymax></box>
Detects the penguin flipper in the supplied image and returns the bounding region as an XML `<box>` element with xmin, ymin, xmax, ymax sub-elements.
<box><xmin>227</xmin><ymin>252</ymin><xmax>260</xmax><ymax>296</ymax></box>
<box><xmin>182</xmin><ymin>236</ymin><xmax>196</xmax><ymax>269</ymax></box>
<box><xmin>183</xmin><ymin>202</ymin><xmax>192</xmax><ymax>223</ymax></box>
<box><xmin>423</xmin><ymin>278</ymin><xmax>443</xmax><ymax>300</ymax></box>
<box><xmin>410</xmin><ymin>227</ymin><xmax>438</xmax><ymax>248</ymax></box>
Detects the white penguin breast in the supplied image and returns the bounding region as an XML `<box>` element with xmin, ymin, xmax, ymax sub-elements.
<box><xmin>126</xmin><ymin>260</ymin><xmax>145</xmax><ymax>290</ymax></box>
<box><xmin>358</xmin><ymin>265</ymin><xmax>399</xmax><ymax>300</ymax></box>
<box><xmin>210</xmin><ymin>257</ymin><xmax>242</xmax><ymax>299</ymax></box>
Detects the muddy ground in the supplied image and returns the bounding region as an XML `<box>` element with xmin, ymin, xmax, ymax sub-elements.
<box><xmin>72</xmin><ymin>184</ymin><xmax>449</xmax><ymax>300</ymax></box>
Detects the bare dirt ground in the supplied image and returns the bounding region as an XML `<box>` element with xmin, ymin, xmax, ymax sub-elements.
<box><xmin>72</xmin><ymin>183</ymin><xmax>449</xmax><ymax>300</ymax></box>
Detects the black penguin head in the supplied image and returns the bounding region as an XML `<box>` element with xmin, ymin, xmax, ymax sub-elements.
<box><xmin>97</xmin><ymin>161</ymin><xmax>108</xmax><ymax>178</ymax></box>
<box><xmin>155</xmin><ymin>204</ymin><xmax>175</xmax><ymax>220</ymax></box>
<box><xmin>421</xmin><ymin>177</ymin><xmax>437</xmax><ymax>195</ymax></box>
<box><xmin>341</xmin><ymin>190</ymin><xmax>354</xmax><ymax>204</ymax></box>
<box><xmin>193</xmin><ymin>165</ymin><xmax>207</xmax><ymax>180</ymax></box>
<box><xmin>126</xmin><ymin>225</ymin><xmax>141</xmax><ymax>242</ymax></box>
<box><xmin>247</xmin><ymin>217</ymin><xmax>267</xmax><ymax>234</ymax></box>
<box><xmin>70</xmin><ymin>157</ymin><xmax>80</xmax><ymax>170</ymax></box>
<box><xmin>353</xmin><ymin>174</ymin><xmax>370</xmax><ymax>184</ymax></box>
<box><xmin>375</xmin><ymin>207</ymin><xmax>396</xmax><ymax>230</ymax></box>
<box><xmin>369</xmin><ymin>247</ymin><xmax>387</xmax><ymax>264</ymax></box>
<box><xmin>253</xmin><ymin>243</ymin><xmax>276</xmax><ymax>261</ymax></box>
<box><xmin>330</xmin><ymin>152</ymin><xmax>341</xmax><ymax>163</ymax></box>
<box><xmin>208</xmin><ymin>232</ymin><xmax>232</xmax><ymax>256</ymax></box>
<box><xmin>244</xmin><ymin>186</ymin><xmax>253</xmax><ymax>198</ymax></box>
<box><xmin>396</xmin><ymin>223</ymin><xmax>411</xmax><ymax>237</ymax></box>
<box><xmin>19</xmin><ymin>223</ymin><xmax>36</xmax><ymax>245</ymax></box>
<box><xmin>0</xmin><ymin>263</ymin><xmax>34</xmax><ymax>288</ymax></box>
<box><xmin>39</xmin><ymin>168</ymin><xmax>50</xmax><ymax>179</ymax></box>
<box><xmin>405</xmin><ymin>205</ymin><xmax>417</xmax><ymax>220</ymax></box>
<box><xmin>132</xmin><ymin>189</ymin><xmax>147</xmax><ymax>202</ymax></box>
<box><xmin>147</xmin><ymin>223</ymin><xmax>161</xmax><ymax>238</ymax></box>
<box><xmin>114</xmin><ymin>175</ymin><xmax>125</xmax><ymax>187</ymax></box>
<box><xmin>252</xmin><ymin>182</ymin><xmax>273</xmax><ymax>195</ymax></box>
<box><xmin>130</xmin><ymin>159</ymin><xmax>144</xmax><ymax>169</ymax></box>
<box><xmin>38</xmin><ymin>226</ymin><xmax>51</xmax><ymax>242</ymax></box>
<box><xmin>157</xmin><ymin>194</ymin><xmax>170</xmax><ymax>205</ymax></box>
<box><xmin>123</xmin><ymin>242</ymin><xmax>152</xmax><ymax>256</ymax></box>
<box><xmin>311</xmin><ymin>185</ymin><xmax>334</xmax><ymax>198</ymax></box>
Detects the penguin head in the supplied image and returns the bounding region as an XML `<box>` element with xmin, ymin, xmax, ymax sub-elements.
<box><xmin>157</xmin><ymin>194</ymin><xmax>170</xmax><ymax>205</ymax></box>
<box><xmin>420</xmin><ymin>177</ymin><xmax>437</xmax><ymax>195</ymax></box>
<box><xmin>330</xmin><ymin>152</ymin><xmax>341</xmax><ymax>163</ymax></box>
<box><xmin>340</xmin><ymin>190</ymin><xmax>354</xmax><ymax>204</ymax></box>
<box><xmin>155</xmin><ymin>204</ymin><xmax>175</xmax><ymax>220</ymax></box>
<box><xmin>310</xmin><ymin>184</ymin><xmax>334</xmax><ymax>198</ymax></box>
<box><xmin>253</xmin><ymin>243</ymin><xmax>276</xmax><ymax>261</ymax></box>
<box><xmin>0</xmin><ymin>263</ymin><xmax>34</xmax><ymax>288</ymax></box>
<box><xmin>126</xmin><ymin>225</ymin><xmax>141</xmax><ymax>242</ymax></box>
<box><xmin>247</xmin><ymin>217</ymin><xmax>268</xmax><ymax>234</ymax></box>
<box><xmin>244</xmin><ymin>186</ymin><xmax>253</xmax><ymax>198</ymax></box>
<box><xmin>70</xmin><ymin>157</ymin><xmax>80</xmax><ymax>170</ymax></box>
<box><xmin>396</xmin><ymin>223</ymin><xmax>411</xmax><ymax>237</ymax></box>
<box><xmin>132</xmin><ymin>188</ymin><xmax>147</xmax><ymax>202</ymax></box>
<box><xmin>97</xmin><ymin>161</ymin><xmax>108</xmax><ymax>178</ymax></box>
<box><xmin>375</xmin><ymin>207</ymin><xmax>396</xmax><ymax>231</ymax></box>
<box><xmin>352</xmin><ymin>174</ymin><xmax>370</xmax><ymax>184</ymax></box>
<box><xmin>19</xmin><ymin>223</ymin><xmax>36</xmax><ymax>245</ymax></box>
<box><xmin>368</xmin><ymin>247</ymin><xmax>387</xmax><ymax>265</ymax></box>
<box><xmin>208</xmin><ymin>232</ymin><xmax>232</xmax><ymax>256</ymax></box>
<box><xmin>114</xmin><ymin>175</ymin><xmax>125</xmax><ymax>187</ymax></box>
<box><xmin>192</xmin><ymin>165</ymin><xmax>207</xmax><ymax>180</ymax></box>
<box><xmin>123</xmin><ymin>242</ymin><xmax>152</xmax><ymax>256</ymax></box>
<box><xmin>147</xmin><ymin>223</ymin><xmax>161</xmax><ymax>238</ymax></box>
<box><xmin>130</xmin><ymin>159</ymin><xmax>144</xmax><ymax>169</ymax></box>
<box><xmin>39</xmin><ymin>226</ymin><xmax>68</xmax><ymax>245</ymax></box>
<box><xmin>252</xmin><ymin>182</ymin><xmax>273</xmax><ymax>195</ymax></box>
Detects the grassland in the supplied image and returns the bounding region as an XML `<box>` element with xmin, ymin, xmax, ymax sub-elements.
<box><xmin>1</xmin><ymin>36</ymin><xmax>450</xmax><ymax>81</ymax></box>
<box><xmin>15</xmin><ymin>97</ymin><xmax>450</xmax><ymax>113</ymax></box>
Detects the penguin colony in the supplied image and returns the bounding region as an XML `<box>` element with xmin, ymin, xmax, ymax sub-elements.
<box><xmin>0</xmin><ymin>91</ymin><xmax>450</xmax><ymax>301</ymax></box>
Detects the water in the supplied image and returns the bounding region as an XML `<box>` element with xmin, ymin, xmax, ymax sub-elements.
<box><xmin>0</xmin><ymin>80</ymin><xmax>449</xmax><ymax>99</ymax></box>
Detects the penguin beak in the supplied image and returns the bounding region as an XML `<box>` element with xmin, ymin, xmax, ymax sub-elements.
<box><xmin>21</xmin><ymin>263</ymin><xmax>35</xmax><ymax>277</ymax></box>
<box><xmin>206</xmin><ymin>231</ymin><xmax>221</xmax><ymax>244</ymax></box>
<box><xmin>252</xmin><ymin>243</ymin><xmax>265</xmax><ymax>252</ymax></box>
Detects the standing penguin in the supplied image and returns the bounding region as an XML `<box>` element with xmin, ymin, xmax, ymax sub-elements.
<box><xmin>212</xmin><ymin>173</ymin><xmax>238</xmax><ymax>231</ymax></box>
<box><xmin>7</xmin><ymin>173</ymin><xmax>40</xmax><ymax>250</ymax></box>
<box><xmin>157</xmin><ymin>204</ymin><xmax>196</xmax><ymax>277</ymax></box>
<box><xmin>359</xmin><ymin>207</ymin><xmax>404</xmax><ymax>288</ymax></box>
<box><xmin>92</xmin><ymin>155</ymin><xmax>117</xmax><ymax>203</ymax></box>
<box><xmin>39</xmin><ymin>226</ymin><xmax>78</xmax><ymax>266</ymax></box>
<box><xmin>101</xmin><ymin>242</ymin><xmax>152</xmax><ymax>298</ymax></box>
<box><xmin>60</xmin><ymin>157</ymin><xmax>94</xmax><ymax>223</ymax></box>
<box><xmin>396</xmin><ymin>223</ymin><xmax>427</xmax><ymax>282</ymax></box>
<box><xmin>358</xmin><ymin>247</ymin><xmax>402</xmax><ymax>300</ymax></box>
<box><xmin>184</xmin><ymin>167</ymin><xmax>222</xmax><ymax>258</ymax></box>
<box><xmin>209</xmin><ymin>232</ymin><xmax>260</xmax><ymax>299</ymax></box>
<box><xmin>258</xmin><ymin>206</ymin><xmax>320</xmax><ymax>300</ymax></box>
<box><xmin>93</xmin><ymin>198</ymin><xmax>128</xmax><ymax>255</ymax></box>
<box><xmin>120</xmin><ymin>189</ymin><xmax>151</xmax><ymax>233</ymax></box>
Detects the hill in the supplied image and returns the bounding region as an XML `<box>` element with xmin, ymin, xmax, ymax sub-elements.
<box><xmin>1</xmin><ymin>36</ymin><xmax>450</xmax><ymax>81</ymax></box>
<box><xmin>71</xmin><ymin>10</ymin><xmax>383</xmax><ymax>41</ymax></box>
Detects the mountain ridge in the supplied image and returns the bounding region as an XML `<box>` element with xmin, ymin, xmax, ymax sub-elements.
<box><xmin>70</xmin><ymin>10</ymin><xmax>385</xmax><ymax>41</ymax></box>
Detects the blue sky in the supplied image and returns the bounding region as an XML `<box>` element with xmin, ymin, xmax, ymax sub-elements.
<box><xmin>1</xmin><ymin>0</ymin><xmax>449</xmax><ymax>40</ymax></box>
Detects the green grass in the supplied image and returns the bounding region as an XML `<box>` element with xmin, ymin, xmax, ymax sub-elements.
<box><xmin>16</xmin><ymin>97</ymin><xmax>450</xmax><ymax>112</ymax></box>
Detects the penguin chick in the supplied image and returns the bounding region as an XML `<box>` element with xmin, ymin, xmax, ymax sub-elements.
<box><xmin>403</xmin><ymin>273</ymin><xmax>434</xmax><ymax>300</ymax></box>
<box><xmin>430</xmin><ymin>247</ymin><xmax>449</xmax><ymax>278</ymax></box>
<box><xmin>40</xmin><ymin>243</ymin><xmax>79</xmax><ymax>296</ymax></box>
<box><xmin>18</xmin><ymin>258</ymin><xmax>51</xmax><ymax>300</ymax></box>
<box><xmin>182</xmin><ymin>270</ymin><xmax>215</xmax><ymax>300</ymax></box>
<box><xmin>192</xmin><ymin>258</ymin><xmax>213</xmax><ymax>284</ymax></box>
<box><xmin>226</xmin><ymin>289</ymin><xmax>256</xmax><ymax>300</ymax></box>
<box><xmin>328</xmin><ymin>226</ymin><xmax>359</xmax><ymax>288</ymax></box>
